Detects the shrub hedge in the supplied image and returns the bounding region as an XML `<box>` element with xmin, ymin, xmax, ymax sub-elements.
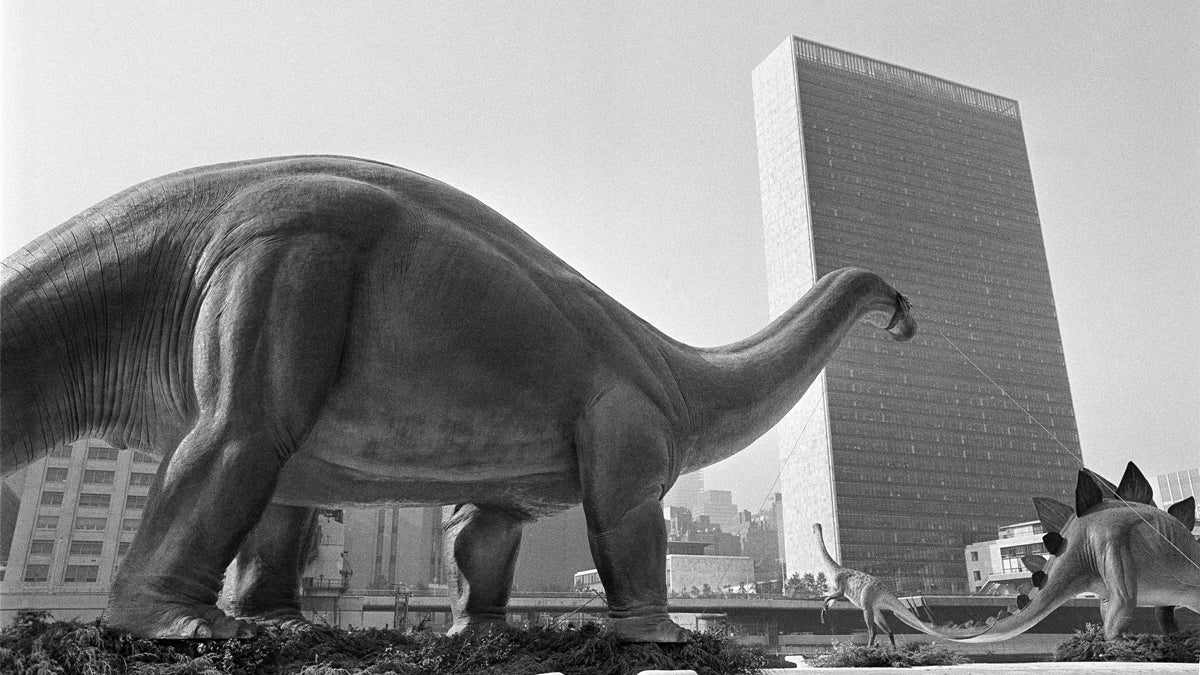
<box><xmin>810</xmin><ymin>640</ymin><xmax>970</xmax><ymax>668</ymax></box>
<box><xmin>1054</xmin><ymin>623</ymin><xmax>1200</xmax><ymax>663</ymax></box>
<box><xmin>0</xmin><ymin>611</ymin><xmax>770</xmax><ymax>675</ymax></box>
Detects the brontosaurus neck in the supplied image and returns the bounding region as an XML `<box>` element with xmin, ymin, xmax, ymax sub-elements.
<box><xmin>677</xmin><ymin>267</ymin><xmax>901</xmax><ymax>469</ymax></box>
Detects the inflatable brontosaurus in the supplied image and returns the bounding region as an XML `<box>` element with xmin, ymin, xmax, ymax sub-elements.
<box><xmin>2</xmin><ymin>156</ymin><xmax>917</xmax><ymax>641</ymax></box>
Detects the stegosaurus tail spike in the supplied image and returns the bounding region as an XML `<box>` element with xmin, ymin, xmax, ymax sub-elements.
<box><xmin>1075</xmin><ymin>470</ymin><xmax>1103</xmax><ymax>517</ymax></box>
<box><xmin>1032</xmin><ymin>497</ymin><xmax>1073</xmax><ymax>533</ymax></box>
<box><xmin>1168</xmin><ymin>497</ymin><xmax>1196</xmax><ymax>531</ymax></box>
<box><xmin>1115</xmin><ymin>462</ymin><xmax>1155</xmax><ymax>505</ymax></box>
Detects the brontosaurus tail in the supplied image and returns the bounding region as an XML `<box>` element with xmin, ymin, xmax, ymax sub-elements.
<box><xmin>0</xmin><ymin>210</ymin><xmax>127</xmax><ymax>474</ymax></box>
<box><xmin>1</xmin><ymin>234</ymin><xmax>80</xmax><ymax>474</ymax></box>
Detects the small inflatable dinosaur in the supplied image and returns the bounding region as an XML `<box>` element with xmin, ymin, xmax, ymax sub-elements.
<box><xmin>1</xmin><ymin>156</ymin><xmax>917</xmax><ymax>641</ymax></box>
<box><xmin>813</xmin><ymin>523</ymin><xmax>976</xmax><ymax>645</ymax></box>
<box><xmin>958</xmin><ymin>463</ymin><xmax>1200</xmax><ymax>642</ymax></box>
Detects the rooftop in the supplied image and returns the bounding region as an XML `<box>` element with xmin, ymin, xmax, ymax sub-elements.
<box><xmin>790</xmin><ymin>36</ymin><xmax>1020</xmax><ymax>119</ymax></box>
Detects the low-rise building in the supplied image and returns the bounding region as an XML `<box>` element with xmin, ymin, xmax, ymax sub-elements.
<box><xmin>964</xmin><ymin>521</ymin><xmax>1048</xmax><ymax>595</ymax></box>
<box><xmin>574</xmin><ymin>552</ymin><xmax>755</xmax><ymax>598</ymax></box>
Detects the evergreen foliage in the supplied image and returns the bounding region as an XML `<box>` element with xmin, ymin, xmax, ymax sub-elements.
<box><xmin>0</xmin><ymin>611</ymin><xmax>769</xmax><ymax>675</ymax></box>
<box><xmin>810</xmin><ymin>640</ymin><xmax>969</xmax><ymax>668</ymax></box>
<box><xmin>1053</xmin><ymin>623</ymin><xmax>1200</xmax><ymax>663</ymax></box>
<box><xmin>783</xmin><ymin>571</ymin><xmax>829</xmax><ymax>597</ymax></box>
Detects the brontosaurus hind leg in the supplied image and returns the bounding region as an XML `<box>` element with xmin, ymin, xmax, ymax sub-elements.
<box><xmin>1156</xmin><ymin>606</ymin><xmax>1178</xmax><ymax>634</ymax></box>
<box><xmin>222</xmin><ymin>504</ymin><xmax>320</xmax><ymax>627</ymax></box>
<box><xmin>445</xmin><ymin>503</ymin><xmax>528</xmax><ymax>635</ymax></box>
<box><xmin>105</xmin><ymin>229</ymin><xmax>360</xmax><ymax>638</ymax></box>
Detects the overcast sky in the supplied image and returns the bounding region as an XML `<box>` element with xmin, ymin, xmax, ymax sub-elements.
<box><xmin>3</xmin><ymin>2</ymin><xmax>1197</xmax><ymax>513</ymax></box>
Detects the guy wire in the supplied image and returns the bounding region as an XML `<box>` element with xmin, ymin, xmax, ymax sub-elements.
<box><xmin>926</xmin><ymin>312</ymin><xmax>1200</xmax><ymax>574</ymax></box>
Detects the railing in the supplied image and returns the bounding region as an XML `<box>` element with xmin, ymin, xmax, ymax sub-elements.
<box><xmin>793</xmin><ymin>37</ymin><xmax>1020</xmax><ymax>119</ymax></box>
<box><xmin>302</xmin><ymin>577</ymin><xmax>350</xmax><ymax>592</ymax></box>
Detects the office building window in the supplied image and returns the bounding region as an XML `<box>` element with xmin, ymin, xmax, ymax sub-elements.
<box><xmin>121</xmin><ymin>518</ymin><xmax>141</xmax><ymax>533</ymax></box>
<box><xmin>86</xmin><ymin>447</ymin><xmax>119</xmax><ymax>461</ymax></box>
<box><xmin>39</xmin><ymin>491</ymin><xmax>64</xmax><ymax>506</ymax></box>
<box><xmin>118</xmin><ymin>541</ymin><xmax>131</xmax><ymax>556</ymax></box>
<box><xmin>48</xmin><ymin>445</ymin><xmax>74</xmax><ymax>458</ymax></box>
<box><xmin>24</xmin><ymin>564</ymin><xmax>50</xmax><ymax>582</ymax></box>
<box><xmin>129</xmin><ymin>472</ymin><xmax>155</xmax><ymax>487</ymax></box>
<box><xmin>973</xmin><ymin>571</ymin><xmax>982</xmax><ymax>581</ymax></box>
<box><xmin>29</xmin><ymin>540</ymin><xmax>54</xmax><ymax>556</ymax></box>
<box><xmin>78</xmin><ymin>493</ymin><xmax>112</xmax><ymax>509</ymax></box>
<box><xmin>74</xmin><ymin>517</ymin><xmax>107</xmax><ymax>531</ymax></box>
<box><xmin>132</xmin><ymin>451</ymin><xmax>157</xmax><ymax>464</ymax></box>
<box><xmin>82</xmin><ymin>470</ymin><xmax>115</xmax><ymax>485</ymax></box>
<box><xmin>125</xmin><ymin>495</ymin><xmax>148</xmax><ymax>510</ymax></box>
<box><xmin>63</xmin><ymin>565</ymin><xmax>99</xmax><ymax>583</ymax></box>
<box><xmin>970</xmin><ymin>551</ymin><xmax>979</xmax><ymax>562</ymax></box>
<box><xmin>35</xmin><ymin>515</ymin><xmax>59</xmax><ymax>530</ymax></box>
<box><xmin>69</xmin><ymin>540</ymin><xmax>104</xmax><ymax>556</ymax></box>
<box><xmin>44</xmin><ymin>467</ymin><xmax>69</xmax><ymax>482</ymax></box>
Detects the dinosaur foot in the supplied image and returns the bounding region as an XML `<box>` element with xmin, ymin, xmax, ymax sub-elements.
<box><xmin>235</xmin><ymin>607</ymin><xmax>312</xmax><ymax>630</ymax></box>
<box><xmin>107</xmin><ymin>600</ymin><xmax>258</xmax><ymax>639</ymax></box>
<box><xmin>607</xmin><ymin>615</ymin><xmax>689</xmax><ymax>643</ymax></box>
<box><xmin>446</xmin><ymin>616</ymin><xmax>510</xmax><ymax>637</ymax></box>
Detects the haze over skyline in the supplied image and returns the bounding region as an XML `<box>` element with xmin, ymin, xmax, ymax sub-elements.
<box><xmin>3</xmin><ymin>2</ymin><xmax>1196</xmax><ymax>516</ymax></box>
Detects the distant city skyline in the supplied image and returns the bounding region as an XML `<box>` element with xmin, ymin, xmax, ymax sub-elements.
<box><xmin>3</xmin><ymin>3</ymin><xmax>1195</xmax><ymax>514</ymax></box>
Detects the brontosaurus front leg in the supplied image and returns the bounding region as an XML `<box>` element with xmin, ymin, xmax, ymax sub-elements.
<box><xmin>105</xmin><ymin>231</ymin><xmax>357</xmax><ymax>638</ymax></box>
<box><xmin>223</xmin><ymin>504</ymin><xmax>319</xmax><ymax>627</ymax></box>
<box><xmin>577</xmin><ymin>392</ymin><xmax>686</xmax><ymax>643</ymax></box>
<box><xmin>445</xmin><ymin>504</ymin><xmax>527</xmax><ymax>635</ymax></box>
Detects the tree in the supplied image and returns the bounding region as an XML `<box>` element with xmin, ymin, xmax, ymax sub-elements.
<box><xmin>785</xmin><ymin>571</ymin><xmax>830</xmax><ymax>597</ymax></box>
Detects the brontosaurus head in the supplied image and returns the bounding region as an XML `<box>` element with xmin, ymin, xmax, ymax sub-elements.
<box><xmin>883</xmin><ymin>292</ymin><xmax>917</xmax><ymax>341</ymax></box>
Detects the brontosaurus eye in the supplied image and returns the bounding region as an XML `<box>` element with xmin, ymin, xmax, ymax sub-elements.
<box><xmin>1043</xmin><ymin>532</ymin><xmax>1064</xmax><ymax>555</ymax></box>
<box><xmin>1031</xmin><ymin>571</ymin><xmax>1046</xmax><ymax>589</ymax></box>
<box><xmin>1016</xmin><ymin>594</ymin><xmax>1030</xmax><ymax>610</ymax></box>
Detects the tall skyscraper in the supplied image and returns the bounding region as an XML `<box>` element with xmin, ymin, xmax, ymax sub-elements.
<box><xmin>754</xmin><ymin>37</ymin><xmax>1082</xmax><ymax>593</ymax></box>
<box><xmin>343</xmin><ymin>506</ymin><xmax>444</xmax><ymax>590</ymax></box>
<box><xmin>513</xmin><ymin>506</ymin><xmax>594</xmax><ymax>592</ymax></box>
<box><xmin>2</xmin><ymin>439</ymin><xmax>156</xmax><ymax>593</ymax></box>
<box><xmin>663</xmin><ymin>470</ymin><xmax>704</xmax><ymax>514</ymax></box>
<box><xmin>695</xmin><ymin>489</ymin><xmax>740</xmax><ymax>533</ymax></box>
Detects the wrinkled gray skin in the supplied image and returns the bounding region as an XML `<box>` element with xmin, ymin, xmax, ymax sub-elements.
<box><xmin>958</xmin><ymin>464</ymin><xmax>1200</xmax><ymax>643</ymax></box>
<box><xmin>813</xmin><ymin>523</ymin><xmax>983</xmax><ymax>645</ymax></box>
<box><xmin>0</xmin><ymin>156</ymin><xmax>917</xmax><ymax>642</ymax></box>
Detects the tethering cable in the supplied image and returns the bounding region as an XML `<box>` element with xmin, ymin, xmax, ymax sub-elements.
<box><xmin>926</xmin><ymin>314</ymin><xmax>1200</xmax><ymax>575</ymax></box>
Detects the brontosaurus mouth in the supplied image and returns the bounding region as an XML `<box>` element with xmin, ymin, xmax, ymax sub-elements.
<box><xmin>884</xmin><ymin>293</ymin><xmax>916</xmax><ymax>340</ymax></box>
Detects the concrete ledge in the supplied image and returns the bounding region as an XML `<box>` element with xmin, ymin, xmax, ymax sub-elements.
<box><xmin>761</xmin><ymin>663</ymin><xmax>1197</xmax><ymax>674</ymax></box>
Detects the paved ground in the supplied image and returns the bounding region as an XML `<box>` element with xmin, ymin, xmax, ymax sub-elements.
<box><xmin>759</xmin><ymin>662</ymin><xmax>1198</xmax><ymax>674</ymax></box>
